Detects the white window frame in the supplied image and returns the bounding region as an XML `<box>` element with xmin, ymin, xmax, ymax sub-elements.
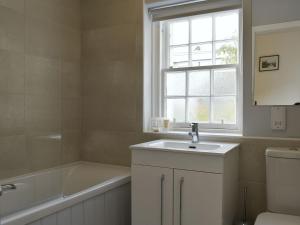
<box><xmin>151</xmin><ymin>9</ymin><xmax>243</xmax><ymax>133</ymax></box>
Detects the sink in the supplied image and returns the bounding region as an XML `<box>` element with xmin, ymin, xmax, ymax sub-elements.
<box><xmin>130</xmin><ymin>139</ymin><xmax>239</xmax><ymax>156</ymax></box>
<box><xmin>149</xmin><ymin>140</ymin><xmax>221</xmax><ymax>151</ymax></box>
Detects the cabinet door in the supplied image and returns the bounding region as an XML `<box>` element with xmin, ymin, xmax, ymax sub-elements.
<box><xmin>132</xmin><ymin>165</ymin><xmax>173</xmax><ymax>225</ymax></box>
<box><xmin>174</xmin><ymin>169</ymin><xmax>223</xmax><ymax>225</ymax></box>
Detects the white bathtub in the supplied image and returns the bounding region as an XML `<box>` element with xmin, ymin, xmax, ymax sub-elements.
<box><xmin>0</xmin><ymin>162</ymin><xmax>131</xmax><ymax>225</ymax></box>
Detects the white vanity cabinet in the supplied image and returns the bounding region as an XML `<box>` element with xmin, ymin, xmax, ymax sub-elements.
<box><xmin>132</xmin><ymin>165</ymin><xmax>173</xmax><ymax>225</ymax></box>
<box><xmin>131</xmin><ymin>140</ymin><xmax>239</xmax><ymax>225</ymax></box>
<box><xmin>173</xmin><ymin>170</ymin><xmax>223</xmax><ymax>225</ymax></box>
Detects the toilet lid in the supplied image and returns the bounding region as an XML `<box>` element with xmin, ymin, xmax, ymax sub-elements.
<box><xmin>255</xmin><ymin>212</ymin><xmax>300</xmax><ymax>225</ymax></box>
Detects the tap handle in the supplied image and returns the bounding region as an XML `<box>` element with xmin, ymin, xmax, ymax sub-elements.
<box><xmin>190</xmin><ymin>123</ymin><xmax>198</xmax><ymax>132</ymax></box>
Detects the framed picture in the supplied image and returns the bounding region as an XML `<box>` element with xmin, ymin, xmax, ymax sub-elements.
<box><xmin>259</xmin><ymin>55</ymin><xmax>280</xmax><ymax>72</ymax></box>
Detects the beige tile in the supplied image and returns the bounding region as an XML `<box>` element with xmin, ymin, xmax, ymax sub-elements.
<box><xmin>83</xmin><ymin>96</ymin><xmax>138</xmax><ymax>133</ymax></box>
<box><xmin>53</xmin><ymin>0</ymin><xmax>80</xmax><ymax>12</ymax></box>
<box><xmin>25</xmin><ymin>55</ymin><xmax>61</xmax><ymax>97</ymax></box>
<box><xmin>62</xmin><ymin>130</ymin><xmax>81</xmax><ymax>163</ymax></box>
<box><xmin>25</xmin><ymin>0</ymin><xmax>80</xmax><ymax>29</ymax></box>
<box><xmin>0</xmin><ymin>49</ymin><xmax>25</xmax><ymax>94</ymax></box>
<box><xmin>0</xmin><ymin>0</ymin><xmax>24</xmax><ymax>13</ymax></box>
<box><xmin>62</xmin><ymin>97</ymin><xmax>82</xmax><ymax>131</ymax></box>
<box><xmin>239</xmin><ymin>140</ymin><xmax>267</xmax><ymax>183</ymax></box>
<box><xmin>25</xmin><ymin>95</ymin><xmax>61</xmax><ymax>133</ymax></box>
<box><xmin>0</xmin><ymin>135</ymin><xmax>29</xmax><ymax>180</ymax></box>
<box><xmin>239</xmin><ymin>138</ymin><xmax>300</xmax><ymax>183</ymax></box>
<box><xmin>82</xmin><ymin>59</ymin><xmax>139</xmax><ymax>132</ymax></box>
<box><xmin>62</xmin><ymin>60</ymin><xmax>81</xmax><ymax>98</ymax></box>
<box><xmin>238</xmin><ymin>181</ymin><xmax>266</xmax><ymax>223</ymax></box>
<box><xmin>82</xmin><ymin>61</ymin><xmax>111</xmax><ymax>97</ymax></box>
<box><xmin>61</xmin><ymin>27</ymin><xmax>81</xmax><ymax>61</ymax></box>
<box><xmin>24</xmin><ymin>0</ymin><xmax>81</xmax><ymax>59</ymax></box>
<box><xmin>25</xmin><ymin>16</ymin><xmax>62</xmax><ymax>59</ymax></box>
<box><xmin>0</xmin><ymin>6</ymin><xmax>25</xmax><ymax>52</ymax></box>
<box><xmin>81</xmin><ymin>0</ymin><xmax>137</xmax><ymax>30</ymax></box>
<box><xmin>0</xmin><ymin>94</ymin><xmax>25</xmax><ymax>136</ymax></box>
<box><xmin>82</xmin><ymin>24</ymin><xmax>137</xmax><ymax>61</ymax></box>
<box><xmin>82</xmin><ymin>131</ymin><xmax>142</xmax><ymax>166</ymax></box>
<box><xmin>27</xmin><ymin>133</ymin><xmax>62</xmax><ymax>171</ymax></box>
<box><xmin>82</xmin><ymin>59</ymin><xmax>138</xmax><ymax>97</ymax></box>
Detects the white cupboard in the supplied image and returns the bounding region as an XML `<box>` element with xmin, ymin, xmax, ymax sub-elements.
<box><xmin>131</xmin><ymin>141</ymin><xmax>239</xmax><ymax>225</ymax></box>
<box><xmin>173</xmin><ymin>170</ymin><xmax>223</xmax><ymax>225</ymax></box>
<box><xmin>132</xmin><ymin>165</ymin><xmax>173</xmax><ymax>225</ymax></box>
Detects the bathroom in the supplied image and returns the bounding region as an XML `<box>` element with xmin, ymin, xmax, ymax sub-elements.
<box><xmin>0</xmin><ymin>0</ymin><xmax>299</xmax><ymax>224</ymax></box>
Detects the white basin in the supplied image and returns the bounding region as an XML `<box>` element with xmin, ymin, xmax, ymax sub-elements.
<box><xmin>149</xmin><ymin>140</ymin><xmax>221</xmax><ymax>151</ymax></box>
<box><xmin>130</xmin><ymin>139</ymin><xmax>239</xmax><ymax>156</ymax></box>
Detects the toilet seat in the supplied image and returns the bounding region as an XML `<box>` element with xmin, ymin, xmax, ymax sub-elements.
<box><xmin>255</xmin><ymin>212</ymin><xmax>300</xmax><ymax>225</ymax></box>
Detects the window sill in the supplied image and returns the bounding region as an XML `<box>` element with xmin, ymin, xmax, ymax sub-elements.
<box><xmin>144</xmin><ymin>130</ymin><xmax>243</xmax><ymax>140</ymax></box>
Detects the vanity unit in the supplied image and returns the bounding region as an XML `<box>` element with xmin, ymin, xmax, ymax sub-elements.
<box><xmin>130</xmin><ymin>140</ymin><xmax>239</xmax><ymax>225</ymax></box>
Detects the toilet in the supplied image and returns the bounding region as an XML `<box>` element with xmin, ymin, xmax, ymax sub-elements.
<box><xmin>254</xmin><ymin>147</ymin><xmax>300</xmax><ymax>225</ymax></box>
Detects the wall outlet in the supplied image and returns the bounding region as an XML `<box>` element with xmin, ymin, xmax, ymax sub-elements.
<box><xmin>271</xmin><ymin>107</ymin><xmax>286</xmax><ymax>130</ymax></box>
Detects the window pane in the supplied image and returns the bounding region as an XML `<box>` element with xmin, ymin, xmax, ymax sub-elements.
<box><xmin>191</xmin><ymin>43</ymin><xmax>212</xmax><ymax>61</ymax></box>
<box><xmin>215</xmin><ymin>11</ymin><xmax>239</xmax><ymax>40</ymax></box>
<box><xmin>170</xmin><ymin>21</ymin><xmax>189</xmax><ymax>45</ymax></box>
<box><xmin>192</xmin><ymin>60</ymin><xmax>213</xmax><ymax>67</ymax></box>
<box><xmin>166</xmin><ymin>72</ymin><xmax>186</xmax><ymax>96</ymax></box>
<box><xmin>188</xmin><ymin>70</ymin><xmax>210</xmax><ymax>96</ymax></box>
<box><xmin>211</xmin><ymin>97</ymin><xmax>236</xmax><ymax>124</ymax></box>
<box><xmin>172</xmin><ymin>62</ymin><xmax>189</xmax><ymax>68</ymax></box>
<box><xmin>191</xmin><ymin>16</ymin><xmax>212</xmax><ymax>43</ymax></box>
<box><xmin>213</xmin><ymin>68</ymin><xmax>236</xmax><ymax>96</ymax></box>
<box><xmin>215</xmin><ymin>41</ymin><xmax>238</xmax><ymax>65</ymax></box>
<box><xmin>170</xmin><ymin>46</ymin><xmax>189</xmax><ymax>68</ymax></box>
<box><xmin>166</xmin><ymin>98</ymin><xmax>185</xmax><ymax>122</ymax></box>
<box><xmin>187</xmin><ymin>98</ymin><xmax>210</xmax><ymax>123</ymax></box>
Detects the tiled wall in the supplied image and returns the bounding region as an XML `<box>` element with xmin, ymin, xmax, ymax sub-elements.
<box><xmin>0</xmin><ymin>0</ymin><xmax>82</xmax><ymax>180</ymax></box>
<box><xmin>81</xmin><ymin>0</ymin><xmax>143</xmax><ymax>166</ymax></box>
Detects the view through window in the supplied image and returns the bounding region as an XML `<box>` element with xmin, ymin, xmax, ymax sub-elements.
<box><xmin>159</xmin><ymin>10</ymin><xmax>241</xmax><ymax>129</ymax></box>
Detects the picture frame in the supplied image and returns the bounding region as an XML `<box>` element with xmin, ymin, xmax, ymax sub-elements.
<box><xmin>259</xmin><ymin>55</ymin><xmax>280</xmax><ymax>72</ymax></box>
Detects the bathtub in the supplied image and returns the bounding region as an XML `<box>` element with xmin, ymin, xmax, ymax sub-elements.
<box><xmin>0</xmin><ymin>162</ymin><xmax>131</xmax><ymax>225</ymax></box>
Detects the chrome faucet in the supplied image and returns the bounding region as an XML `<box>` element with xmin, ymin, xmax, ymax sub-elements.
<box><xmin>189</xmin><ymin>123</ymin><xmax>199</xmax><ymax>143</ymax></box>
<box><xmin>0</xmin><ymin>184</ymin><xmax>16</xmax><ymax>196</ymax></box>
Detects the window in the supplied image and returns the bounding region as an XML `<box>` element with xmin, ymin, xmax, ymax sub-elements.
<box><xmin>151</xmin><ymin>9</ymin><xmax>242</xmax><ymax>131</ymax></box>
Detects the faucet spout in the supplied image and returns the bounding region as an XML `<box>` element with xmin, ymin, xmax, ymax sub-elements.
<box><xmin>0</xmin><ymin>184</ymin><xmax>17</xmax><ymax>196</ymax></box>
<box><xmin>189</xmin><ymin>123</ymin><xmax>199</xmax><ymax>143</ymax></box>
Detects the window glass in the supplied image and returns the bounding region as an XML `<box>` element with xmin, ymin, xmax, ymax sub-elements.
<box><xmin>213</xmin><ymin>68</ymin><xmax>236</xmax><ymax>96</ymax></box>
<box><xmin>166</xmin><ymin>99</ymin><xmax>185</xmax><ymax>122</ymax></box>
<box><xmin>191</xmin><ymin>16</ymin><xmax>212</xmax><ymax>43</ymax></box>
<box><xmin>161</xmin><ymin>10</ymin><xmax>240</xmax><ymax>128</ymax></box>
<box><xmin>166</xmin><ymin>72</ymin><xmax>186</xmax><ymax>96</ymax></box>
<box><xmin>215</xmin><ymin>12</ymin><xmax>239</xmax><ymax>40</ymax></box>
<box><xmin>170</xmin><ymin>21</ymin><xmax>189</xmax><ymax>45</ymax></box>
<box><xmin>187</xmin><ymin>97</ymin><xmax>210</xmax><ymax>123</ymax></box>
<box><xmin>188</xmin><ymin>70</ymin><xmax>210</xmax><ymax>96</ymax></box>
<box><xmin>211</xmin><ymin>97</ymin><xmax>236</xmax><ymax>124</ymax></box>
<box><xmin>191</xmin><ymin>43</ymin><xmax>212</xmax><ymax>62</ymax></box>
<box><xmin>167</xmin><ymin>11</ymin><xmax>239</xmax><ymax>68</ymax></box>
<box><xmin>215</xmin><ymin>41</ymin><xmax>238</xmax><ymax>65</ymax></box>
<box><xmin>170</xmin><ymin>46</ymin><xmax>189</xmax><ymax>68</ymax></box>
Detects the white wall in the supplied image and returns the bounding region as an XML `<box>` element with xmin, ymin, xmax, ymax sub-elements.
<box><xmin>243</xmin><ymin>0</ymin><xmax>300</xmax><ymax>137</ymax></box>
<box><xmin>252</xmin><ymin>0</ymin><xmax>300</xmax><ymax>26</ymax></box>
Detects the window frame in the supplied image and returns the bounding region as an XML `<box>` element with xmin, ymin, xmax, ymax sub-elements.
<box><xmin>152</xmin><ymin>9</ymin><xmax>243</xmax><ymax>133</ymax></box>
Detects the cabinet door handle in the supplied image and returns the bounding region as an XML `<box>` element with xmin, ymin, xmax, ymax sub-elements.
<box><xmin>179</xmin><ymin>177</ymin><xmax>184</xmax><ymax>225</ymax></box>
<box><xmin>160</xmin><ymin>174</ymin><xmax>165</xmax><ymax>225</ymax></box>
